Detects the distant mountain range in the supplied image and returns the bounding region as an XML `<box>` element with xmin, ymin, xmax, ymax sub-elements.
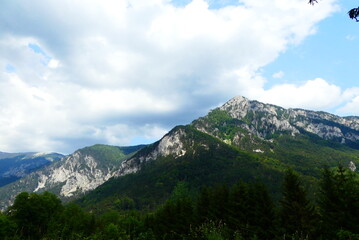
<box><xmin>1</xmin><ymin>96</ymin><xmax>359</xmax><ymax>211</ymax></box>
<box><xmin>0</xmin><ymin>152</ymin><xmax>64</xmax><ymax>187</ymax></box>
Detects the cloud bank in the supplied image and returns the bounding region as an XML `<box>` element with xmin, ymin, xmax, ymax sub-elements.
<box><xmin>2</xmin><ymin>0</ymin><xmax>356</xmax><ymax>153</ymax></box>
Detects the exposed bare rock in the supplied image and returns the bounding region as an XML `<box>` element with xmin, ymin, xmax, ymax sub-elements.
<box><xmin>193</xmin><ymin>96</ymin><xmax>359</xmax><ymax>149</ymax></box>
<box><xmin>349</xmin><ymin>161</ymin><xmax>357</xmax><ymax>172</ymax></box>
<box><xmin>0</xmin><ymin>145</ymin><xmax>142</xmax><ymax>210</ymax></box>
<box><xmin>116</xmin><ymin>127</ymin><xmax>188</xmax><ymax>177</ymax></box>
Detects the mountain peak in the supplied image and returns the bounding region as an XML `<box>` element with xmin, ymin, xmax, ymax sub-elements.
<box><xmin>194</xmin><ymin>96</ymin><xmax>359</xmax><ymax>150</ymax></box>
<box><xmin>220</xmin><ymin>96</ymin><xmax>282</xmax><ymax>120</ymax></box>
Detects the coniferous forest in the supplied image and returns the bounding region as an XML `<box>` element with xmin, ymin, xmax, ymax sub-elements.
<box><xmin>1</xmin><ymin>166</ymin><xmax>359</xmax><ymax>240</ymax></box>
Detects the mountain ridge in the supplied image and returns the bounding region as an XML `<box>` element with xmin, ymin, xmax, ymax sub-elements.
<box><xmin>0</xmin><ymin>144</ymin><xmax>144</xmax><ymax>209</ymax></box>
<box><xmin>193</xmin><ymin>96</ymin><xmax>359</xmax><ymax>150</ymax></box>
<box><xmin>2</xmin><ymin>96</ymin><xmax>359</xmax><ymax>211</ymax></box>
<box><xmin>0</xmin><ymin>152</ymin><xmax>64</xmax><ymax>188</ymax></box>
<box><xmin>76</xmin><ymin>96</ymin><xmax>359</xmax><ymax>211</ymax></box>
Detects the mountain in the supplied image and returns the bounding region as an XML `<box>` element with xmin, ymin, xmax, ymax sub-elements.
<box><xmin>78</xmin><ymin>125</ymin><xmax>285</xmax><ymax>211</ymax></box>
<box><xmin>193</xmin><ymin>96</ymin><xmax>359</xmax><ymax>150</ymax></box>
<box><xmin>77</xmin><ymin>96</ymin><xmax>359</xmax><ymax>211</ymax></box>
<box><xmin>116</xmin><ymin>96</ymin><xmax>359</xmax><ymax>179</ymax></box>
<box><xmin>2</xmin><ymin>96</ymin><xmax>359</xmax><ymax>212</ymax></box>
<box><xmin>0</xmin><ymin>152</ymin><xmax>64</xmax><ymax>187</ymax></box>
<box><xmin>0</xmin><ymin>144</ymin><xmax>144</xmax><ymax>210</ymax></box>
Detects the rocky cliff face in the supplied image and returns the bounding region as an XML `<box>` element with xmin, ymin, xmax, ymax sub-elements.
<box><xmin>0</xmin><ymin>145</ymin><xmax>143</xmax><ymax>210</ymax></box>
<box><xmin>116</xmin><ymin>127</ymin><xmax>188</xmax><ymax>177</ymax></box>
<box><xmin>33</xmin><ymin>152</ymin><xmax>116</xmax><ymax>197</ymax></box>
<box><xmin>193</xmin><ymin>96</ymin><xmax>359</xmax><ymax>149</ymax></box>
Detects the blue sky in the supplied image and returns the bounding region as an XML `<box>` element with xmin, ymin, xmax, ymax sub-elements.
<box><xmin>263</xmin><ymin>1</ymin><xmax>359</xmax><ymax>90</ymax></box>
<box><xmin>0</xmin><ymin>0</ymin><xmax>358</xmax><ymax>153</ymax></box>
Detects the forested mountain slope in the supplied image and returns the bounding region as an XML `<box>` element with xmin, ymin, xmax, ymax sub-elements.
<box><xmin>78</xmin><ymin>96</ymin><xmax>359</xmax><ymax>211</ymax></box>
<box><xmin>2</xmin><ymin>96</ymin><xmax>359</xmax><ymax>213</ymax></box>
<box><xmin>0</xmin><ymin>144</ymin><xmax>144</xmax><ymax>209</ymax></box>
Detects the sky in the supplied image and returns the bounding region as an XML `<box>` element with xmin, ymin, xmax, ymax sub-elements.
<box><xmin>1</xmin><ymin>0</ymin><xmax>359</xmax><ymax>154</ymax></box>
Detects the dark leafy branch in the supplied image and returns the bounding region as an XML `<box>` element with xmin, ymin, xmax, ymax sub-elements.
<box><xmin>308</xmin><ymin>0</ymin><xmax>359</xmax><ymax>22</ymax></box>
<box><xmin>348</xmin><ymin>7</ymin><xmax>359</xmax><ymax>22</ymax></box>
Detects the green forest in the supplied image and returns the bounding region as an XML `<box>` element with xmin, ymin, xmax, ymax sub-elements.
<box><xmin>1</xmin><ymin>166</ymin><xmax>359</xmax><ymax>240</ymax></box>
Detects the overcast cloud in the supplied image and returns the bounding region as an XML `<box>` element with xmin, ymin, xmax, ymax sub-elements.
<box><xmin>2</xmin><ymin>0</ymin><xmax>357</xmax><ymax>154</ymax></box>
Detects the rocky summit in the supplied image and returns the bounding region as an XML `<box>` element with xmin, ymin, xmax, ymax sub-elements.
<box><xmin>94</xmin><ymin>96</ymin><xmax>359</xmax><ymax>201</ymax></box>
<box><xmin>193</xmin><ymin>96</ymin><xmax>359</xmax><ymax>150</ymax></box>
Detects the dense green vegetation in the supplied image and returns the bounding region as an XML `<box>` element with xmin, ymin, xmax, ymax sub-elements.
<box><xmin>192</xmin><ymin>107</ymin><xmax>359</xmax><ymax>180</ymax></box>
<box><xmin>80</xmin><ymin>144</ymin><xmax>145</xmax><ymax>168</ymax></box>
<box><xmin>72</xmin><ymin>125</ymin><xmax>359</xmax><ymax>216</ymax></box>
<box><xmin>1</xmin><ymin>167</ymin><xmax>359</xmax><ymax>240</ymax></box>
<box><xmin>76</xmin><ymin>126</ymin><xmax>284</xmax><ymax>212</ymax></box>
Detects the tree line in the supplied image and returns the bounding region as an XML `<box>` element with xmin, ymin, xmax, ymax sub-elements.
<box><xmin>0</xmin><ymin>166</ymin><xmax>359</xmax><ymax>240</ymax></box>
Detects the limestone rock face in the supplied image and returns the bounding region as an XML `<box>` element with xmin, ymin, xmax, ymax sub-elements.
<box><xmin>116</xmin><ymin>127</ymin><xmax>188</xmax><ymax>177</ymax></box>
<box><xmin>0</xmin><ymin>145</ymin><xmax>140</xmax><ymax>210</ymax></box>
<box><xmin>193</xmin><ymin>96</ymin><xmax>359</xmax><ymax>149</ymax></box>
<box><xmin>349</xmin><ymin>161</ymin><xmax>357</xmax><ymax>172</ymax></box>
<box><xmin>33</xmin><ymin>152</ymin><xmax>115</xmax><ymax>197</ymax></box>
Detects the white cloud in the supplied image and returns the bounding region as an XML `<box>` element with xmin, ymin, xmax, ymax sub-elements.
<box><xmin>336</xmin><ymin>88</ymin><xmax>359</xmax><ymax>115</ymax></box>
<box><xmin>254</xmin><ymin>78</ymin><xmax>343</xmax><ymax>110</ymax></box>
<box><xmin>48</xmin><ymin>59</ymin><xmax>59</xmax><ymax>69</ymax></box>
<box><xmin>272</xmin><ymin>71</ymin><xmax>285</xmax><ymax>79</ymax></box>
<box><xmin>0</xmin><ymin>0</ymin><xmax>341</xmax><ymax>153</ymax></box>
<box><xmin>338</xmin><ymin>97</ymin><xmax>359</xmax><ymax>115</ymax></box>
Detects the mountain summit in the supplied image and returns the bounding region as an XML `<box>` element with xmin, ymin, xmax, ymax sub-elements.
<box><xmin>75</xmin><ymin>96</ymin><xmax>359</xmax><ymax>211</ymax></box>
<box><xmin>111</xmin><ymin>96</ymin><xmax>359</xmax><ymax>180</ymax></box>
<box><xmin>193</xmin><ymin>96</ymin><xmax>359</xmax><ymax>150</ymax></box>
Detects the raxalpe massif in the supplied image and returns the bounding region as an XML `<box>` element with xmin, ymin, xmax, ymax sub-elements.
<box><xmin>1</xmin><ymin>96</ymin><xmax>359</xmax><ymax>240</ymax></box>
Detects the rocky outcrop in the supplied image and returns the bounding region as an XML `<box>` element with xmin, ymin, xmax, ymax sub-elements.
<box><xmin>0</xmin><ymin>145</ymin><xmax>141</xmax><ymax>210</ymax></box>
<box><xmin>33</xmin><ymin>152</ymin><xmax>115</xmax><ymax>197</ymax></box>
<box><xmin>194</xmin><ymin>96</ymin><xmax>359</xmax><ymax>148</ymax></box>
<box><xmin>116</xmin><ymin>127</ymin><xmax>188</xmax><ymax>177</ymax></box>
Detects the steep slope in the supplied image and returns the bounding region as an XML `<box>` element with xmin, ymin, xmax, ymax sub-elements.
<box><xmin>78</xmin><ymin>97</ymin><xmax>359</xmax><ymax>212</ymax></box>
<box><xmin>0</xmin><ymin>144</ymin><xmax>144</xmax><ymax>210</ymax></box>
<box><xmin>0</xmin><ymin>152</ymin><xmax>64</xmax><ymax>187</ymax></box>
<box><xmin>192</xmin><ymin>96</ymin><xmax>359</xmax><ymax>172</ymax></box>
<box><xmin>78</xmin><ymin>126</ymin><xmax>284</xmax><ymax>211</ymax></box>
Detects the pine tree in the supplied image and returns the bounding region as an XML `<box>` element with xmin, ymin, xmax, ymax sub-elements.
<box><xmin>228</xmin><ymin>181</ymin><xmax>249</xmax><ymax>230</ymax></box>
<box><xmin>317</xmin><ymin>167</ymin><xmax>342</xmax><ymax>238</ymax></box>
<box><xmin>318</xmin><ymin>166</ymin><xmax>359</xmax><ymax>237</ymax></box>
<box><xmin>150</xmin><ymin>182</ymin><xmax>195</xmax><ymax>239</ymax></box>
<box><xmin>197</xmin><ymin>186</ymin><xmax>212</xmax><ymax>224</ymax></box>
<box><xmin>249</xmin><ymin>182</ymin><xmax>275</xmax><ymax>240</ymax></box>
<box><xmin>279</xmin><ymin>169</ymin><xmax>317</xmax><ymax>238</ymax></box>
